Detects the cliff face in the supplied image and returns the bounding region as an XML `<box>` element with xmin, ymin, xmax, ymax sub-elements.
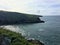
<box><xmin>0</xmin><ymin>11</ymin><xmax>44</xmax><ymax>25</ymax></box>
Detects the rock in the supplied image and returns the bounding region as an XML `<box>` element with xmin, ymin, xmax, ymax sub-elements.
<box><xmin>0</xmin><ymin>34</ymin><xmax>11</xmax><ymax>45</ymax></box>
<box><xmin>27</xmin><ymin>38</ymin><xmax>44</xmax><ymax>45</ymax></box>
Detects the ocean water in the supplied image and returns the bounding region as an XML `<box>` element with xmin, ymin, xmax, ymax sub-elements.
<box><xmin>1</xmin><ymin>16</ymin><xmax>60</xmax><ymax>45</ymax></box>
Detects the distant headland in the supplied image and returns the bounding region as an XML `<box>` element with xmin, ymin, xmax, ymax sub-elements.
<box><xmin>0</xmin><ymin>10</ymin><xmax>44</xmax><ymax>25</ymax></box>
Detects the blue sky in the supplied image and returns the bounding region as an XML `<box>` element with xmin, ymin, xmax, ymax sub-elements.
<box><xmin>0</xmin><ymin>0</ymin><xmax>60</xmax><ymax>16</ymax></box>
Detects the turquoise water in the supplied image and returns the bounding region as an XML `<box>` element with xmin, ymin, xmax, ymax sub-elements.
<box><xmin>2</xmin><ymin>16</ymin><xmax>60</xmax><ymax>45</ymax></box>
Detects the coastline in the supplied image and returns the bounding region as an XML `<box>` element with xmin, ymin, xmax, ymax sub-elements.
<box><xmin>0</xmin><ymin>28</ymin><xmax>44</xmax><ymax>45</ymax></box>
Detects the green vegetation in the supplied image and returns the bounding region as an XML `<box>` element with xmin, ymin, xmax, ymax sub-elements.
<box><xmin>0</xmin><ymin>11</ymin><xmax>43</xmax><ymax>25</ymax></box>
<box><xmin>0</xmin><ymin>28</ymin><xmax>33</xmax><ymax>45</ymax></box>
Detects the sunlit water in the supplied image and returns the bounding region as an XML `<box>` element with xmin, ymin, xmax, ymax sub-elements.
<box><xmin>1</xmin><ymin>16</ymin><xmax>60</xmax><ymax>45</ymax></box>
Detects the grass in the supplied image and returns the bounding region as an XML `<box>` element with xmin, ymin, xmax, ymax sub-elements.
<box><xmin>0</xmin><ymin>28</ymin><xmax>33</xmax><ymax>45</ymax></box>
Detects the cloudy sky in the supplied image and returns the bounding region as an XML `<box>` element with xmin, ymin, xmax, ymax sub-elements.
<box><xmin>0</xmin><ymin>0</ymin><xmax>60</xmax><ymax>16</ymax></box>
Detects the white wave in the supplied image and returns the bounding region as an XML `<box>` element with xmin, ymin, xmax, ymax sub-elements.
<box><xmin>38</xmin><ymin>29</ymin><xmax>44</xmax><ymax>32</ymax></box>
<box><xmin>0</xmin><ymin>25</ymin><xmax>26</xmax><ymax>36</ymax></box>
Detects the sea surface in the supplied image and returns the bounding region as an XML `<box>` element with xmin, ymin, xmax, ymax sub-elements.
<box><xmin>1</xmin><ymin>16</ymin><xmax>60</xmax><ymax>45</ymax></box>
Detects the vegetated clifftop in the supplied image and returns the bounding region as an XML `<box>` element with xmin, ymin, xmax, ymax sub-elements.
<box><xmin>0</xmin><ymin>28</ymin><xmax>44</xmax><ymax>45</ymax></box>
<box><xmin>0</xmin><ymin>11</ymin><xmax>44</xmax><ymax>25</ymax></box>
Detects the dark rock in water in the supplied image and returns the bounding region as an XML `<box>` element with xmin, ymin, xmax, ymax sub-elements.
<box><xmin>0</xmin><ymin>34</ymin><xmax>11</xmax><ymax>45</ymax></box>
<box><xmin>27</xmin><ymin>38</ymin><xmax>44</xmax><ymax>45</ymax></box>
<box><xmin>0</xmin><ymin>10</ymin><xmax>44</xmax><ymax>25</ymax></box>
<box><xmin>40</xmin><ymin>21</ymin><xmax>45</xmax><ymax>23</ymax></box>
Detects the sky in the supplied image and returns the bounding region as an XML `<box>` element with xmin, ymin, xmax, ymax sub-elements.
<box><xmin>0</xmin><ymin>0</ymin><xmax>60</xmax><ymax>16</ymax></box>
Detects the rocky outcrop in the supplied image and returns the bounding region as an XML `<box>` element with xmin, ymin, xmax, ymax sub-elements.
<box><xmin>0</xmin><ymin>34</ymin><xmax>44</xmax><ymax>45</ymax></box>
<box><xmin>0</xmin><ymin>10</ymin><xmax>44</xmax><ymax>25</ymax></box>
<box><xmin>0</xmin><ymin>35</ymin><xmax>11</xmax><ymax>45</ymax></box>
<box><xmin>0</xmin><ymin>28</ymin><xmax>44</xmax><ymax>45</ymax></box>
<box><xmin>28</xmin><ymin>40</ymin><xmax>44</xmax><ymax>45</ymax></box>
<box><xmin>27</xmin><ymin>38</ymin><xmax>44</xmax><ymax>45</ymax></box>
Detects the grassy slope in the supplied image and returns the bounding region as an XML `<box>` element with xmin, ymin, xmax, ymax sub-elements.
<box><xmin>0</xmin><ymin>11</ymin><xmax>42</xmax><ymax>25</ymax></box>
<box><xmin>0</xmin><ymin>28</ymin><xmax>33</xmax><ymax>45</ymax></box>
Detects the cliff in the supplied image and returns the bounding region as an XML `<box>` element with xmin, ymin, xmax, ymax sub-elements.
<box><xmin>0</xmin><ymin>11</ymin><xmax>44</xmax><ymax>25</ymax></box>
<box><xmin>0</xmin><ymin>28</ymin><xmax>44</xmax><ymax>45</ymax></box>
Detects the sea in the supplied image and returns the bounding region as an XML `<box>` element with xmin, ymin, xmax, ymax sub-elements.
<box><xmin>1</xmin><ymin>16</ymin><xmax>60</xmax><ymax>45</ymax></box>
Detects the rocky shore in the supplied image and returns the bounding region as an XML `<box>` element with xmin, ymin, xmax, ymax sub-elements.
<box><xmin>0</xmin><ymin>28</ymin><xmax>44</xmax><ymax>45</ymax></box>
<box><xmin>27</xmin><ymin>39</ymin><xmax>44</xmax><ymax>45</ymax></box>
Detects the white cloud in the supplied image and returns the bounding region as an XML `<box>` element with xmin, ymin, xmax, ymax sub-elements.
<box><xmin>28</xmin><ymin>0</ymin><xmax>60</xmax><ymax>15</ymax></box>
<box><xmin>0</xmin><ymin>0</ymin><xmax>60</xmax><ymax>16</ymax></box>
